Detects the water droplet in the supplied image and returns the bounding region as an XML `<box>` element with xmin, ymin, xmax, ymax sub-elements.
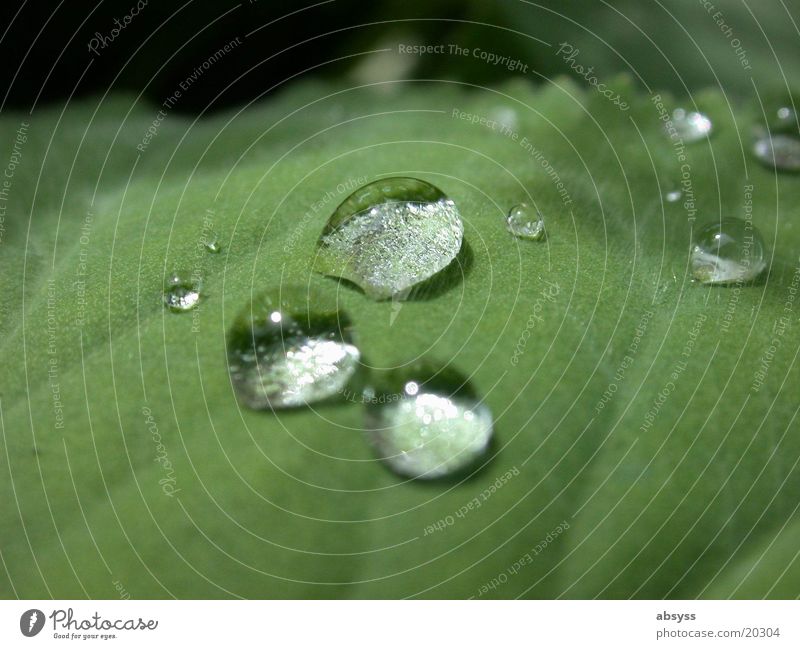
<box><xmin>313</xmin><ymin>177</ymin><xmax>464</xmax><ymax>300</ymax></box>
<box><xmin>664</xmin><ymin>189</ymin><xmax>682</xmax><ymax>203</ymax></box>
<box><xmin>203</xmin><ymin>232</ymin><xmax>222</xmax><ymax>253</ymax></box>
<box><xmin>505</xmin><ymin>203</ymin><xmax>546</xmax><ymax>241</ymax></box>
<box><xmin>226</xmin><ymin>287</ymin><xmax>361</xmax><ymax>409</ymax></box>
<box><xmin>490</xmin><ymin>106</ymin><xmax>519</xmax><ymax>131</ymax></box>
<box><xmin>752</xmin><ymin>132</ymin><xmax>800</xmax><ymax>172</ymax></box>
<box><xmin>671</xmin><ymin>108</ymin><xmax>712</xmax><ymax>143</ymax></box>
<box><xmin>769</xmin><ymin>106</ymin><xmax>798</xmax><ymax>133</ymax></box>
<box><xmin>163</xmin><ymin>273</ymin><xmax>201</xmax><ymax>312</ymax></box>
<box><xmin>690</xmin><ymin>218</ymin><xmax>766</xmax><ymax>285</ymax></box>
<box><xmin>365</xmin><ymin>363</ymin><xmax>493</xmax><ymax>479</ymax></box>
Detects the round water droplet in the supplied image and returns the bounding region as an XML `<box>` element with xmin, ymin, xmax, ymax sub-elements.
<box><xmin>506</xmin><ymin>203</ymin><xmax>545</xmax><ymax>240</ymax></box>
<box><xmin>226</xmin><ymin>287</ymin><xmax>361</xmax><ymax>409</ymax></box>
<box><xmin>671</xmin><ymin>108</ymin><xmax>712</xmax><ymax>143</ymax></box>
<box><xmin>769</xmin><ymin>106</ymin><xmax>798</xmax><ymax>133</ymax></box>
<box><xmin>664</xmin><ymin>189</ymin><xmax>682</xmax><ymax>203</ymax></box>
<box><xmin>490</xmin><ymin>106</ymin><xmax>519</xmax><ymax>131</ymax></box>
<box><xmin>365</xmin><ymin>363</ymin><xmax>493</xmax><ymax>480</ymax></box>
<box><xmin>752</xmin><ymin>132</ymin><xmax>800</xmax><ymax>172</ymax></box>
<box><xmin>204</xmin><ymin>232</ymin><xmax>222</xmax><ymax>253</ymax></box>
<box><xmin>690</xmin><ymin>218</ymin><xmax>766</xmax><ymax>285</ymax></box>
<box><xmin>164</xmin><ymin>273</ymin><xmax>201</xmax><ymax>312</ymax></box>
<box><xmin>313</xmin><ymin>177</ymin><xmax>464</xmax><ymax>300</ymax></box>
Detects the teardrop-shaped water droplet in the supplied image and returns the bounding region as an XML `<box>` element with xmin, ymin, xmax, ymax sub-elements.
<box><xmin>690</xmin><ymin>218</ymin><xmax>766</xmax><ymax>285</ymax></box>
<box><xmin>671</xmin><ymin>108</ymin><xmax>712</xmax><ymax>143</ymax></box>
<box><xmin>506</xmin><ymin>203</ymin><xmax>545</xmax><ymax>241</ymax></box>
<box><xmin>752</xmin><ymin>132</ymin><xmax>800</xmax><ymax>172</ymax></box>
<box><xmin>664</xmin><ymin>189</ymin><xmax>682</xmax><ymax>203</ymax></box>
<box><xmin>226</xmin><ymin>287</ymin><xmax>361</xmax><ymax>409</ymax></box>
<box><xmin>313</xmin><ymin>177</ymin><xmax>464</xmax><ymax>300</ymax></box>
<box><xmin>204</xmin><ymin>232</ymin><xmax>222</xmax><ymax>253</ymax></box>
<box><xmin>365</xmin><ymin>363</ymin><xmax>493</xmax><ymax>479</ymax></box>
<box><xmin>164</xmin><ymin>273</ymin><xmax>201</xmax><ymax>312</ymax></box>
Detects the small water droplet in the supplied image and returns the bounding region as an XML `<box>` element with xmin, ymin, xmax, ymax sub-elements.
<box><xmin>226</xmin><ymin>287</ymin><xmax>361</xmax><ymax>409</ymax></box>
<box><xmin>770</xmin><ymin>106</ymin><xmax>798</xmax><ymax>132</ymax></box>
<box><xmin>365</xmin><ymin>363</ymin><xmax>493</xmax><ymax>479</ymax></box>
<box><xmin>313</xmin><ymin>177</ymin><xmax>464</xmax><ymax>300</ymax></box>
<box><xmin>203</xmin><ymin>232</ymin><xmax>222</xmax><ymax>253</ymax></box>
<box><xmin>490</xmin><ymin>106</ymin><xmax>519</xmax><ymax>131</ymax></box>
<box><xmin>752</xmin><ymin>132</ymin><xmax>800</xmax><ymax>172</ymax></box>
<box><xmin>671</xmin><ymin>108</ymin><xmax>712</xmax><ymax>143</ymax></box>
<box><xmin>664</xmin><ymin>189</ymin><xmax>682</xmax><ymax>203</ymax></box>
<box><xmin>505</xmin><ymin>203</ymin><xmax>545</xmax><ymax>240</ymax></box>
<box><xmin>690</xmin><ymin>218</ymin><xmax>766</xmax><ymax>285</ymax></box>
<box><xmin>164</xmin><ymin>273</ymin><xmax>201</xmax><ymax>312</ymax></box>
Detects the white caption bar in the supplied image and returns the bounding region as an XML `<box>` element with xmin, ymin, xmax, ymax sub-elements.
<box><xmin>0</xmin><ymin>600</ymin><xmax>796</xmax><ymax>647</ymax></box>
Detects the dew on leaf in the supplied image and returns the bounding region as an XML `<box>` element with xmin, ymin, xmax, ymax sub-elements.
<box><xmin>365</xmin><ymin>363</ymin><xmax>493</xmax><ymax>479</ymax></box>
<box><xmin>506</xmin><ymin>203</ymin><xmax>546</xmax><ymax>241</ymax></box>
<box><xmin>226</xmin><ymin>287</ymin><xmax>360</xmax><ymax>410</ymax></box>
<box><xmin>203</xmin><ymin>232</ymin><xmax>222</xmax><ymax>253</ymax></box>
<box><xmin>313</xmin><ymin>177</ymin><xmax>464</xmax><ymax>300</ymax></box>
<box><xmin>671</xmin><ymin>108</ymin><xmax>712</xmax><ymax>142</ymax></box>
<box><xmin>163</xmin><ymin>273</ymin><xmax>201</xmax><ymax>312</ymax></box>
<box><xmin>690</xmin><ymin>218</ymin><xmax>766</xmax><ymax>285</ymax></box>
<box><xmin>752</xmin><ymin>132</ymin><xmax>800</xmax><ymax>172</ymax></box>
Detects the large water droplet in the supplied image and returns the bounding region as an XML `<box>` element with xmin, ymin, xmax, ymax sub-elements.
<box><xmin>671</xmin><ymin>108</ymin><xmax>712</xmax><ymax>143</ymax></box>
<box><xmin>313</xmin><ymin>177</ymin><xmax>464</xmax><ymax>300</ymax></box>
<box><xmin>365</xmin><ymin>364</ymin><xmax>493</xmax><ymax>479</ymax></box>
<box><xmin>227</xmin><ymin>287</ymin><xmax>361</xmax><ymax>409</ymax></box>
<box><xmin>164</xmin><ymin>273</ymin><xmax>201</xmax><ymax>312</ymax></box>
<box><xmin>506</xmin><ymin>203</ymin><xmax>546</xmax><ymax>240</ymax></box>
<box><xmin>690</xmin><ymin>218</ymin><xmax>766</xmax><ymax>285</ymax></box>
<box><xmin>752</xmin><ymin>132</ymin><xmax>800</xmax><ymax>172</ymax></box>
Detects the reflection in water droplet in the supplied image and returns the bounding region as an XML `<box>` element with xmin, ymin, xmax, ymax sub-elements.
<box><xmin>365</xmin><ymin>364</ymin><xmax>493</xmax><ymax>479</ymax></box>
<box><xmin>506</xmin><ymin>203</ymin><xmax>546</xmax><ymax>241</ymax></box>
<box><xmin>313</xmin><ymin>177</ymin><xmax>464</xmax><ymax>300</ymax></box>
<box><xmin>671</xmin><ymin>108</ymin><xmax>712</xmax><ymax>143</ymax></box>
<box><xmin>752</xmin><ymin>133</ymin><xmax>800</xmax><ymax>172</ymax></box>
<box><xmin>665</xmin><ymin>189</ymin><xmax>683</xmax><ymax>203</ymax></box>
<box><xmin>204</xmin><ymin>233</ymin><xmax>222</xmax><ymax>253</ymax></box>
<box><xmin>164</xmin><ymin>273</ymin><xmax>201</xmax><ymax>312</ymax></box>
<box><xmin>226</xmin><ymin>287</ymin><xmax>360</xmax><ymax>409</ymax></box>
<box><xmin>690</xmin><ymin>218</ymin><xmax>766</xmax><ymax>285</ymax></box>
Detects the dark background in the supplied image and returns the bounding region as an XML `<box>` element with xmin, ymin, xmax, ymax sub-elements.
<box><xmin>1</xmin><ymin>1</ymin><xmax>798</xmax><ymax>113</ymax></box>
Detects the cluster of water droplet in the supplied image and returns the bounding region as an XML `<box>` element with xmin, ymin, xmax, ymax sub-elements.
<box><xmin>657</xmin><ymin>105</ymin><xmax>773</xmax><ymax>285</ymax></box>
<box><xmin>158</xmin><ymin>96</ymin><xmax>794</xmax><ymax>480</ymax></box>
<box><xmin>752</xmin><ymin>103</ymin><xmax>800</xmax><ymax>172</ymax></box>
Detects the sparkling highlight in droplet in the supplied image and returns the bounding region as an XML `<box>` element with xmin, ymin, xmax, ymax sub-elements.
<box><xmin>671</xmin><ymin>108</ymin><xmax>712</xmax><ymax>143</ymax></box>
<box><xmin>163</xmin><ymin>273</ymin><xmax>201</xmax><ymax>312</ymax></box>
<box><xmin>313</xmin><ymin>177</ymin><xmax>464</xmax><ymax>300</ymax></box>
<box><xmin>365</xmin><ymin>363</ymin><xmax>493</xmax><ymax>480</ymax></box>
<box><xmin>690</xmin><ymin>218</ymin><xmax>766</xmax><ymax>285</ymax></box>
<box><xmin>506</xmin><ymin>203</ymin><xmax>546</xmax><ymax>240</ymax></box>
<box><xmin>226</xmin><ymin>287</ymin><xmax>361</xmax><ymax>409</ymax></box>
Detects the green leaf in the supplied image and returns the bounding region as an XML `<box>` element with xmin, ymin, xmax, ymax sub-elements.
<box><xmin>1</xmin><ymin>77</ymin><xmax>798</xmax><ymax>598</ymax></box>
